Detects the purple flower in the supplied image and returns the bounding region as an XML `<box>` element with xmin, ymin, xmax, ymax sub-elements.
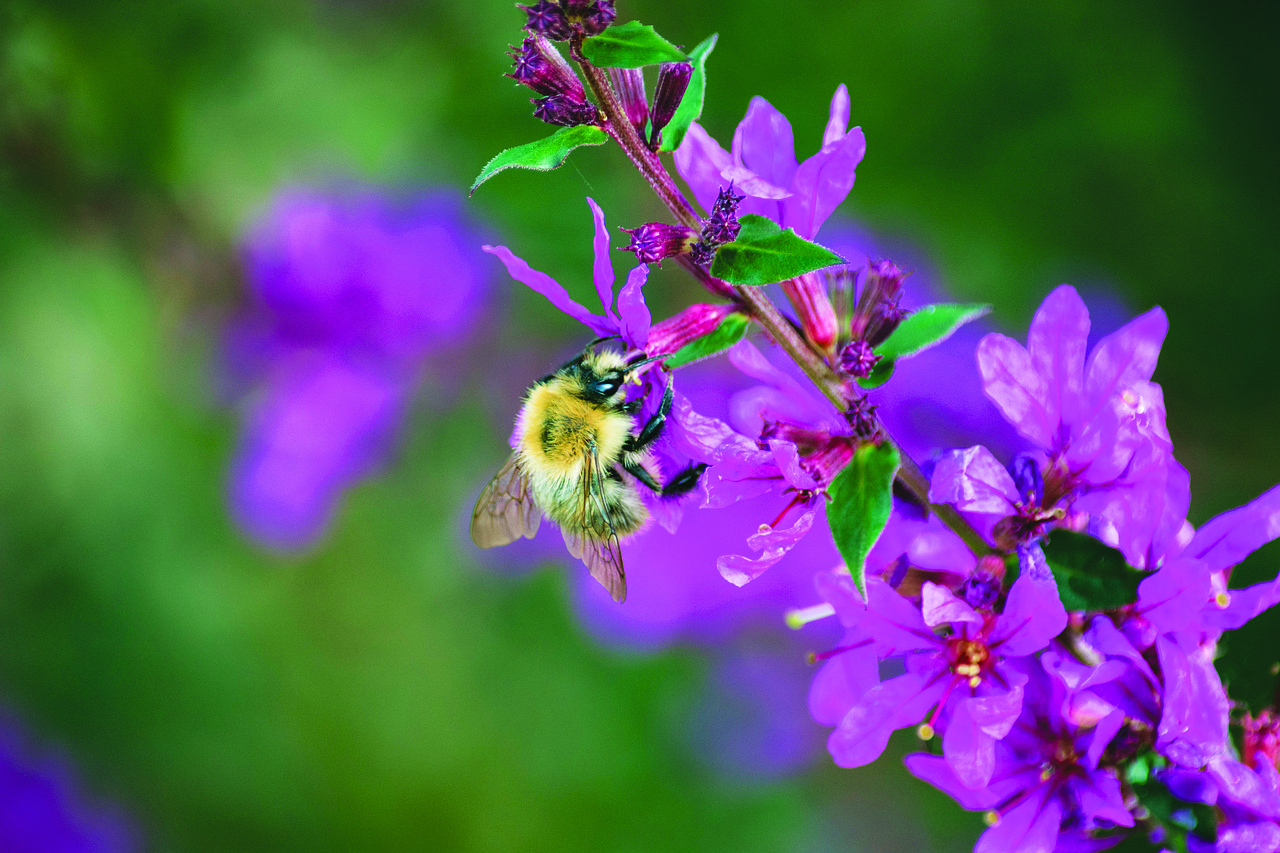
<box><xmin>674</xmin><ymin>85</ymin><xmax>866</xmax><ymax>241</ymax></box>
<box><xmin>483</xmin><ymin>197</ymin><xmax>652</xmax><ymax>351</ymax></box>
<box><xmin>906</xmin><ymin>655</ymin><xmax>1135</xmax><ymax>853</ymax></box>
<box><xmin>933</xmin><ymin>285</ymin><xmax>1188</xmax><ymax>566</ymax></box>
<box><xmin>227</xmin><ymin>187</ymin><xmax>491</xmax><ymax>551</ymax></box>
<box><xmin>815</xmin><ymin>545</ymin><xmax>1067</xmax><ymax>787</ymax></box>
<box><xmin>649</xmin><ymin>62</ymin><xmax>693</xmax><ymax>149</ymax></box>
<box><xmin>0</xmin><ymin>713</ymin><xmax>138</xmax><ymax>853</ymax></box>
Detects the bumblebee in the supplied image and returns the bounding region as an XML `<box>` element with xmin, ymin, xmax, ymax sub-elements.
<box><xmin>471</xmin><ymin>341</ymin><xmax>704</xmax><ymax>603</ymax></box>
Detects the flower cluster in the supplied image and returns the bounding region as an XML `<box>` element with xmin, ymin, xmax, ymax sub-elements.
<box><xmin>466</xmin><ymin>7</ymin><xmax>1280</xmax><ymax>847</ymax></box>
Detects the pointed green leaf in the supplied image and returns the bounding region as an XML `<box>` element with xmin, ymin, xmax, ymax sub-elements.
<box><xmin>581</xmin><ymin>21</ymin><xmax>686</xmax><ymax>68</ymax></box>
<box><xmin>855</xmin><ymin>358</ymin><xmax>894</xmax><ymax>390</ymax></box>
<box><xmin>1040</xmin><ymin>529</ymin><xmax>1144</xmax><ymax>611</ymax></box>
<box><xmin>826</xmin><ymin>441</ymin><xmax>901</xmax><ymax>598</ymax></box>
<box><xmin>664</xmin><ymin>311</ymin><xmax>749</xmax><ymax>369</ymax></box>
<box><xmin>873</xmin><ymin>303</ymin><xmax>991</xmax><ymax>362</ymax></box>
<box><xmin>471</xmin><ymin>126</ymin><xmax>608</xmax><ymax>194</ymax></box>
<box><xmin>657</xmin><ymin>33</ymin><xmax>717</xmax><ymax>153</ymax></box>
<box><xmin>710</xmin><ymin>215</ymin><xmax>845</xmax><ymax>286</ymax></box>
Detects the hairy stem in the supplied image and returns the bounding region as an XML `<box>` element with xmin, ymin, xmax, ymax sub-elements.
<box><xmin>576</xmin><ymin>52</ymin><xmax>991</xmax><ymax>557</ymax></box>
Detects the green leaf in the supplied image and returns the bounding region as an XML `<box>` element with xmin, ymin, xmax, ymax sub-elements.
<box><xmin>1040</xmin><ymin>529</ymin><xmax>1144</xmax><ymax>611</ymax></box>
<box><xmin>470</xmin><ymin>126</ymin><xmax>608</xmax><ymax>194</ymax></box>
<box><xmin>663</xmin><ymin>311</ymin><xmax>748</xmax><ymax>369</ymax></box>
<box><xmin>826</xmin><ymin>441</ymin><xmax>901</xmax><ymax>598</ymax></box>
<box><xmin>855</xmin><ymin>358</ymin><xmax>894</xmax><ymax>390</ymax></box>
<box><xmin>581</xmin><ymin>21</ymin><xmax>686</xmax><ymax>68</ymax></box>
<box><xmin>710</xmin><ymin>215</ymin><xmax>845</xmax><ymax>286</ymax></box>
<box><xmin>657</xmin><ymin>34</ymin><xmax>717</xmax><ymax>152</ymax></box>
<box><xmin>873</xmin><ymin>303</ymin><xmax>991</xmax><ymax>362</ymax></box>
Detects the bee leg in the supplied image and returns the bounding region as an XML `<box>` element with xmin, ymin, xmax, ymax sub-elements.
<box><xmin>621</xmin><ymin>460</ymin><xmax>663</xmax><ymax>494</ymax></box>
<box><xmin>661</xmin><ymin>463</ymin><xmax>708</xmax><ymax>498</ymax></box>
<box><xmin>623</xmin><ymin>379</ymin><xmax>674</xmax><ymax>454</ymax></box>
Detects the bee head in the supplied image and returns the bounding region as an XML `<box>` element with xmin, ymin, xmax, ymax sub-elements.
<box><xmin>577</xmin><ymin>349</ymin><xmax>631</xmax><ymax>404</ymax></box>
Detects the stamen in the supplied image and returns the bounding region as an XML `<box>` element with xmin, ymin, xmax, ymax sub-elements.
<box><xmin>1215</xmin><ymin>591</ymin><xmax>1231</xmax><ymax>608</ymax></box>
<box><xmin>807</xmin><ymin>639</ymin><xmax>871</xmax><ymax>664</ymax></box>
<box><xmin>917</xmin><ymin>723</ymin><xmax>935</xmax><ymax>741</ymax></box>
<box><xmin>983</xmin><ymin>811</ymin><xmax>1000</xmax><ymax>827</ymax></box>
<box><xmin>785</xmin><ymin>602</ymin><xmax>836</xmax><ymax>630</ymax></box>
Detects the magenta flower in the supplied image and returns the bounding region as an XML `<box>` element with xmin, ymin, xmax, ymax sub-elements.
<box><xmin>227</xmin><ymin>186</ymin><xmax>491</xmax><ymax>551</ymax></box>
<box><xmin>905</xmin><ymin>655</ymin><xmax>1135</xmax><ymax>853</ymax></box>
<box><xmin>674</xmin><ymin>85</ymin><xmax>866</xmax><ymax>240</ymax></box>
<box><xmin>483</xmin><ymin>197</ymin><xmax>652</xmax><ymax>350</ymax></box>
<box><xmin>932</xmin><ymin>285</ymin><xmax>1189</xmax><ymax>566</ymax></box>
<box><xmin>0</xmin><ymin>713</ymin><xmax>138</xmax><ymax>853</ymax></box>
<box><xmin>814</xmin><ymin>545</ymin><xmax>1067</xmax><ymax>788</ymax></box>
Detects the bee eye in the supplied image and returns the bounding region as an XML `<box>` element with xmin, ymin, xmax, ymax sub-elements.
<box><xmin>594</xmin><ymin>379</ymin><xmax>620</xmax><ymax>397</ymax></box>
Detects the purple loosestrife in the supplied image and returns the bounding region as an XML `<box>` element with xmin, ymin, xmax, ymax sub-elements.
<box><xmin>0</xmin><ymin>713</ymin><xmax>138</xmax><ymax>853</ymax></box>
<box><xmin>930</xmin><ymin>285</ymin><xmax>1189</xmax><ymax>566</ymax></box>
<box><xmin>809</xmin><ymin>546</ymin><xmax>1067</xmax><ymax>788</ymax></box>
<box><xmin>906</xmin><ymin>655</ymin><xmax>1136</xmax><ymax>853</ymax></box>
<box><xmin>648</xmin><ymin>62</ymin><xmax>692</xmax><ymax>150</ymax></box>
<box><xmin>228</xmin><ymin>187</ymin><xmax>490</xmax><ymax>550</ymax></box>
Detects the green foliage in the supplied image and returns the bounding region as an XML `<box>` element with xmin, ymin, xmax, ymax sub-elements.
<box><xmin>664</xmin><ymin>311</ymin><xmax>748</xmax><ymax>368</ymax></box>
<box><xmin>827</xmin><ymin>441</ymin><xmax>901</xmax><ymax>598</ymax></box>
<box><xmin>580</xmin><ymin>21</ymin><xmax>687</xmax><ymax>68</ymax></box>
<box><xmin>874</xmin><ymin>303</ymin><xmax>990</xmax><ymax>361</ymax></box>
<box><xmin>471</xmin><ymin>126</ymin><xmax>609</xmax><ymax>193</ymax></box>
<box><xmin>710</xmin><ymin>215</ymin><xmax>844</xmax><ymax>286</ymax></box>
<box><xmin>1040</xmin><ymin>529</ymin><xmax>1143</xmax><ymax>611</ymax></box>
<box><xmin>657</xmin><ymin>34</ymin><xmax>718</xmax><ymax>153</ymax></box>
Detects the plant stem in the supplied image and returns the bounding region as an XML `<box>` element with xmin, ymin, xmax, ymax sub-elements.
<box><xmin>576</xmin><ymin>52</ymin><xmax>992</xmax><ymax>557</ymax></box>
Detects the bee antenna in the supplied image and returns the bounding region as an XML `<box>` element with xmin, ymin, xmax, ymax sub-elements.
<box><xmin>584</xmin><ymin>335</ymin><xmax>621</xmax><ymax>352</ymax></box>
<box><xmin>625</xmin><ymin>354</ymin><xmax>668</xmax><ymax>373</ymax></box>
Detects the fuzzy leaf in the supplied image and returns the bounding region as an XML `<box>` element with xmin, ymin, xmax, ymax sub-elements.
<box><xmin>710</xmin><ymin>215</ymin><xmax>844</xmax><ymax>286</ymax></box>
<box><xmin>657</xmin><ymin>33</ymin><xmax>717</xmax><ymax>153</ymax></box>
<box><xmin>854</xmin><ymin>359</ymin><xmax>895</xmax><ymax>390</ymax></box>
<box><xmin>664</xmin><ymin>311</ymin><xmax>748</xmax><ymax>369</ymax></box>
<box><xmin>471</xmin><ymin>126</ymin><xmax>608</xmax><ymax>193</ymax></box>
<box><xmin>1041</xmin><ymin>529</ymin><xmax>1143</xmax><ymax>611</ymax></box>
<box><xmin>827</xmin><ymin>441</ymin><xmax>901</xmax><ymax>598</ymax></box>
<box><xmin>874</xmin><ymin>303</ymin><xmax>991</xmax><ymax>362</ymax></box>
<box><xmin>581</xmin><ymin>21</ymin><xmax>686</xmax><ymax>68</ymax></box>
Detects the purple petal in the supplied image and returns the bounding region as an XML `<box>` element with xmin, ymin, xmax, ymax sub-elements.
<box><xmin>977</xmin><ymin>333</ymin><xmax>1056</xmax><ymax>448</ymax></box>
<box><xmin>976</xmin><ymin>794</ymin><xmax>1061</xmax><ymax>853</ymax></box>
<box><xmin>1076</xmin><ymin>769</ymin><xmax>1134</xmax><ymax>827</ymax></box>
<box><xmin>732</xmin><ymin>97</ymin><xmax>799</xmax><ymax>193</ymax></box>
<box><xmin>1206</xmin><ymin>576</ymin><xmax>1280</xmax><ymax>631</ymax></box>
<box><xmin>904</xmin><ymin>753</ymin><xmax>1002</xmax><ymax>811</ymax></box>
<box><xmin>769</xmin><ymin>440</ymin><xmax>819</xmax><ymax>491</ymax></box>
<box><xmin>808</xmin><ymin>633</ymin><xmax>879</xmax><ymax>725</ymax></box>
<box><xmin>1186</xmin><ymin>481</ymin><xmax>1280</xmax><ymax>574</ymax></box>
<box><xmin>717</xmin><ymin>508</ymin><xmax>817</xmax><ymax>586</ymax></box>
<box><xmin>992</xmin><ymin>546</ymin><xmax>1067</xmax><ymax>656</ymax></box>
<box><xmin>1156</xmin><ymin>634</ymin><xmax>1230</xmax><ymax>767</ymax></box>
<box><xmin>1026</xmin><ymin>284</ymin><xmax>1089</xmax><ymax>432</ymax></box>
<box><xmin>968</xmin><ymin>678</ymin><xmax>1026</xmax><ymax>739</ymax></box>
<box><xmin>921</xmin><ymin>581</ymin><xmax>982</xmax><ymax>628</ymax></box>
<box><xmin>1085</xmin><ymin>710</ymin><xmax>1126</xmax><ymax>771</ymax></box>
<box><xmin>787</xmin><ymin>126</ymin><xmax>866</xmax><ymax>239</ymax></box>
<box><xmin>1137</xmin><ymin>557</ymin><xmax>1211</xmax><ymax>634</ymax></box>
<box><xmin>1214</xmin><ymin>821</ymin><xmax>1280</xmax><ymax>853</ymax></box>
<box><xmin>615</xmin><ymin>264</ymin><xmax>651</xmax><ymax>348</ymax></box>
<box><xmin>828</xmin><ymin>673</ymin><xmax>943</xmax><ymax>767</ymax></box>
<box><xmin>585</xmin><ymin>197</ymin><xmax>617</xmax><ymax>319</ymax></box>
<box><xmin>482</xmin><ymin>244</ymin><xmax>614</xmax><ymax>336</ymax></box>
<box><xmin>815</xmin><ymin>567</ymin><xmax>867</xmax><ymax>624</ymax></box>
<box><xmin>929</xmin><ymin>446</ymin><xmax>1020</xmax><ymax>514</ymax></box>
<box><xmin>1208</xmin><ymin>756</ymin><xmax>1280</xmax><ymax>819</ymax></box>
<box><xmin>822</xmin><ymin>84</ymin><xmax>850</xmax><ymax>147</ymax></box>
<box><xmin>668</xmin><ymin>392</ymin><xmax>758</xmax><ymax>462</ymax></box>
<box><xmin>1083</xmin><ymin>305</ymin><xmax>1168</xmax><ymax>420</ymax></box>
<box><xmin>860</xmin><ymin>578</ymin><xmax>937</xmax><ymax>654</ymax></box>
<box><xmin>944</xmin><ymin>699</ymin><xmax>997</xmax><ymax>790</ymax></box>
<box><xmin>673</xmin><ymin>122</ymin><xmax>733</xmax><ymax>215</ymax></box>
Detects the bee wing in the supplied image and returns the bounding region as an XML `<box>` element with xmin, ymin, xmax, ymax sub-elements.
<box><xmin>470</xmin><ymin>453</ymin><xmax>541</xmax><ymax>548</ymax></box>
<box><xmin>566</xmin><ymin>441</ymin><xmax>627</xmax><ymax>603</ymax></box>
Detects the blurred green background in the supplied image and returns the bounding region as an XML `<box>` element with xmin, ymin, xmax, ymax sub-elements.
<box><xmin>1</xmin><ymin>0</ymin><xmax>1277</xmax><ymax>850</ymax></box>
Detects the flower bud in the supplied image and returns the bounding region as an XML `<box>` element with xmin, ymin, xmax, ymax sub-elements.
<box><xmin>620</xmin><ymin>222</ymin><xmax>697</xmax><ymax>265</ymax></box>
<box><xmin>850</xmin><ymin>259</ymin><xmax>908</xmax><ymax>343</ymax></box>
<box><xmin>607</xmin><ymin>67</ymin><xmax>649</xmax><ymax>137</ymax></box>
<box><xmin>783</xmin><ymin>272</ymin><xmax>840</xmax><ymax>351</ymax></box>
<box><xmin>648</xmin><ymin>62</ymin><xmax>692</xmax><ymax>149</ymax></box>
<box><xmin>508</xmin><ymin>36</ymin><xmax>585</xmax><ymax>100</ymax></box>
<box><xmin>645</xmin><ymin>304</ymin><xmax>735</xmax><ymax>357</ymax></box>
<box><xmin>532</xmin><ymin>95</ymin><xmax>600</xmax><ymax>127</ymax></box>
<box><xmin>701</xmin><ymin>184</ymin><xmax>745</xmax><ymax>246</ymax></box>
<box><xmin>519</xmin><ymin>1</ymin><xmax>573</xmax><ymax>41</ymax></box>
<box><xmin>844</xmin><ymin>394</ymin><xmax>879</xmax><ymax>439</ymax></box>
<box><xmin>688</xmin><ymin>241</ymin><xmax>717</xmax><ymax>267</ymax></box>
<box><xmin>838</xmin><ymin>339</ymin><xmax>881</xmax><ymax>378</ymax></box>
<box><xmin>577</xmin><ymin>0</ymin><xmax>617</xmax><ymax>36</ymax></box>
<box><xmin>1009</xmin><ymin>452</ymin><xmax>1044</xmax><ymax>507</ymax></box>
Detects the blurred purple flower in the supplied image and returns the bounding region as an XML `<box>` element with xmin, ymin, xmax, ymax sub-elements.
<box><xmin>674</xmin><ymin>85</ymin><xmax>866</xmax><ymax>240</ymax></box>
<box><xmin>228</xmin><ymin>186</ymin><xmax>491</xmax><ymax>551</ymax></box>
<box><xmin>0</xmin><ymin>714</ymin><xmax>137</xmax><ymax>853</ymax></box>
